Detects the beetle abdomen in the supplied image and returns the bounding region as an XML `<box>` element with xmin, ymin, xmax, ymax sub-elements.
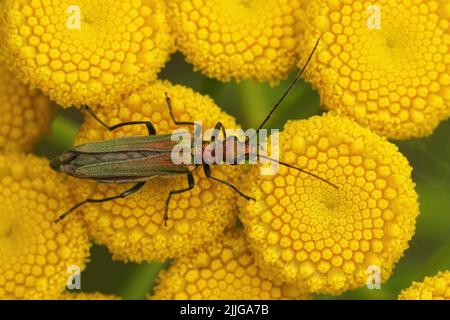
<box><xmin>50</xmin><ymin>135</ymin><xmax>193</xmax><ymax>182</ymax></box>
<box><xmin>50</xmin><ymin>149</ymin><xmax>192</xmax><ymax>182</ymax></box>
<box><xmin>70</xmin><ymin>151</ymin><xmax>158</xmax><ymax>167</ymax></box>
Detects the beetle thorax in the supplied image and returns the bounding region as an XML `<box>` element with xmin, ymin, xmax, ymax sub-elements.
<box><xmin>201</xmin><ymin>139</ymin><xmax>250</xmax><ymax>165</ymax></box>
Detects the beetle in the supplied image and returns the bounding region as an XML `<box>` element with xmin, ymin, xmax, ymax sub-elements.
<box><xmin>50</xmin><ymin>39</ymin><xmax>337</xmax><ymax>225</ymax></box>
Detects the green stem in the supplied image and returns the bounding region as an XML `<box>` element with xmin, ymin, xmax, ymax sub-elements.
<box><xmin>119</xmin><ymin>261</ymin><xmax>169</xmax><ymax>300</ymax></box>
<box><xmin>239</xmin><ymin>81</ymin><xmax>271</xmax><ymax>129</ymax></box>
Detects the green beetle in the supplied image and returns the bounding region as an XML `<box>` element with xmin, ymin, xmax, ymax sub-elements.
<box><xmin>50</xmin><ymin>39</ymin><xmax>336</xmax><ymax>225</ymax></box>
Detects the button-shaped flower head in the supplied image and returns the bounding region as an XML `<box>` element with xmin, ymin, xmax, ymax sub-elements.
<box><xmin>297</xmin><ymin>0</ymin><xmax>450</xmax><ymax>139</ymax></box>
<box><xmin>72</xmin><ymin>81</ymin><xmax>244</xmax><ymax>262</ymax></box>
<box><xmin>168</xmin><ymin>0</ymin><xmax>302</xmax><ymax>82</ymax></box>
<box><xmin>0</xmin><ymin>0</ymin><xmax>174</xmax><ymax>108</ymax></box>
<box><xmin>239</xmin><ymin>113</ymin><xmax>419</xmax><ymax>294</ymax></box>
<box><xmin>151</xmin><ymin>228</ymin><xmax>310</xmax><ymax>300</ymax></box>
<box><xmin>0</xmin><ymin>61</ymin><xmax>53</xmax><ymax>152</ymax></box>
<box><xmin>0</xmin><ymin>154</ymin><xmax>90</xmax><ymax>299</ymax></box>
<box><xmin>399</xmin><ymin>271</ymin><xmax>450</xmax><ymax>300</ymax></box>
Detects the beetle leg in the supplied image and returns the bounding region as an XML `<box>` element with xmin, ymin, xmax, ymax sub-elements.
<box><xmin>81</xmin><ymin>105</ymin><xmax>157</xmax><ymax>136</ymax></box>
<box><xmin>211</xmin><ymin>122</ymin><xmax>227</xmax><ymax>142</ymax></box>
<box><xmin>164</xmin><ymin>92</ymin><xmax>201</xmax><ymax>130</ymax></box>
<box><xmin>164</xmin><ymin>173</ymin><xmax>195</xmax><ymax>226</ymax></box>
<box><xmin>203</xmin><ymin>164</ymin><xmax>255</xmax><ymax>201</ymax></box>
<box><xmin>54</xmin><ymin>182</ymin><xmax>146</xmax><ymax>223</ymax></box>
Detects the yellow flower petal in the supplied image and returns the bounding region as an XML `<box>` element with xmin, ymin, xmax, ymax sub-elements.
<box><xmin>168</xmin><ymin>0</ymin><xmax>301</xmax><ymax>82</ymax></box>
<box><xmin>0</xmin><ymin>0</ymin><xmax>174</xmax><ymax>108</ymax></box>
<box><xmin>151</xmin><ymin>228</ymin><xmax>310</xmax><ymax>300</ymax></box>
<box><xmin>71</xmin><ymin>80</ymin><xmax>243</xmax><ymax>262</ymax></box>
<box><xmin>238</xmin><ymin>113</ymin><xmax>419</xmax><ymax>294</ymax></box>
<box><xmin>58</xmin><ymin>292</ymin><xmax>121</xmax><ymax>300</ymax></box>
<box><xmin>0</xmin><ymin>154</ymin><xmax>90</xmax><ymax>299</ymax></box>
<box><xmin>399</xmin><ymin>271</ymin><xmax>450</xmax><ymax>300</ymax></box>
<box><xmin>0</xmin><ymin>61</ymin><xmax>53</xmax><ymax>152</ymax></box>
<box><xmin>297</xmin><ymin>0</ymin><xmax>450</xmax><ymax>139</ymax></box>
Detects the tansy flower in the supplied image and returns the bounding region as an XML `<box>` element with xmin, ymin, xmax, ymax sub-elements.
<box><xmin>238</xmin><ymin>113</ymin><xmax>419</xmax><ymax>294</ymax></box>
<box><xmin>296</xmin><ymin>0</ymin><xmax>450</xmax><ymax>139</ymax></box>
<box><xmin>0</xmin><ymin>61</ymin><xmax>53</xmax><ymax>152</ymax></box>
<box><xmin>168</xmin><ymin>0</ymin><xmax>302</xmax><ymax>82</ymax></box>
<box><xmin>0</xmin><ymin>154</ymin><xmax>90</xmax><ymax>299</ymax></box>
<box><xmin>58</xmin><ymin>292</ymin><xmax>121</xmax><ymax>300</ymax></box>
<box><xmin>398</xmin><ymin>271</ymin><xmax>450</xmax><ymax>300</ymax></box>
<box><xmin>71</xmin><ymin>80</ymin><xmax>244</xmax><ymax>262</ymax></box>
<box><xmin>151</xmin><ymin>228</ymin><xmax>310</xmax><ymax>300</ymax></box>
<box><xmin>0</xmin><ymin>0</ymin><xmax>174</xmax><ymax>108</ymax></box>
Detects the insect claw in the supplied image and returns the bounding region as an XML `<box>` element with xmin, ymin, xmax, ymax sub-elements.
<box><xmin>242</xmin><ymin>195</ymin><xmax>256</xmax><ymax>201</ymax></box>
<box><xmin>163</xmin><ymin>211</ymin><xmax>168</xmax><ymax>227</ymax></box>
<box><xmin>54</xmin><ymin>207</ymin><xmax>74</xmax><ymax>223</ymax></box>
<box><xmin>54</xmin><ymin>214</ymin><xmax>66</xmax><ymax>224</ymax></box>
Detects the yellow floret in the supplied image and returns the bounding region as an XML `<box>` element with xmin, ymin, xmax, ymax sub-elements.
<box><xmin>58</xmin><ymin>292</ymin><xmax>121</xmax><ymax>300</ymax></box>
<box><xmin>0</xmin><ymin>0</ymin><xmax>174</xmax><ymax>108</ymax></box>
<box><xmin>0</xmin><ymin>61</ymin><xmax>53</xmax><ymax>152</ymax></box>
<box><xmin>297</xmin><ymin>0</ymin><xmax>450</xmax><ymax>139</ymax></box>
<box><xmin>399</xmin><ymin>271</ymin><xmax>450</xmax><ymax>300</ymax></box>
<box><xmin>238</xmin><ymin>113</ymin><xmax>419</xmax><ymax>294</ymax></box>
<box><xmin>0</xmin><ymin>154</ymin><xmax>90</xmax><ymax>299</ymax></box>
<box><xmin>72</xmin><ymin>80</ymin><xmax>244</xmax><ymax>262</ymax></box>
<box><xmin>151</xmin><ymin>228</ymin><xmax>310</xmax><ymax>300</ymax></box>
<box><xmin>168</xmin><ymin>0</ymin><xmax>302</xmax><ymax>82</ymax></box>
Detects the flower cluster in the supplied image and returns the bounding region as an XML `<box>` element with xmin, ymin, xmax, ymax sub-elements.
<box><xmin>0</xmin><ymin>0</ymin><xmax>174</xmax><ymax>108</ymax></box>
<box><xmin>168</xmin><ymin>0</ymin><xmax>302</xmax><ymax>82</ymax></box>
<box><xmin>0</xmin><ymin>154</ymin><xmax>90</xmax><ymax>299</ymax></box>
<box><xmin>1</xmin><ymin>0</ymin><xmax>445</xmax><ymax>301</ymax></box>
<box><xmin>238</xmin><ymin>114</ymin><xmax>419</xmax><ymax>294</ymax></box>
<box><xmin>296</xmin><ymin>0</ymin><xmax>450</xmax><ymax>139</ymax></box>
<box><xmin>398</xmin><ymin>271</ymin><xmax>450</xmax><ymax>300</ymax></box>
<box><xmin>152</xmin><ymin>228</ymin><xmax>310</xmax><ymax>300</ymax></box>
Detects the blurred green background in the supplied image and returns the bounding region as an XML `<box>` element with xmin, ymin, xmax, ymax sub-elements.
<box><xmin>34</xmin><ymin>53</ymin><xmax>450</xmax><ymax>300</ymax></box>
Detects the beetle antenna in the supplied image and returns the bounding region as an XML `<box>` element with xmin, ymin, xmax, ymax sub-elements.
<box><xmin>257</xmin><ymin>154</ymin><xmax>338</xmax><ymax>189</ymax></box>
<box><xmin>256</xmin><ymin>38</ymin><xmax>320</xmax><ymax>132</ymax></box>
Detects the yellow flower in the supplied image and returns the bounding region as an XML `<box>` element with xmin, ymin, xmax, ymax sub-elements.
<box><xmin>0</xmin><ymin>61</ymin><xmax>53</xmax><ymax>152</ymax></box>
<box><xmin>71</xmin><ymin>80</ymin><xmax>243</xmax><ymax>262</ymax></box>
<box><xmin>151</xmin><ymin>228</ymin><xmax>310</xmax><ymax>300</ymax></box>
<box><xmin>0</xmin><ymin>154</ymin><xmax>90</xmax><ymax>299</ymax></box>
<box><xmin>168</xmin><ymin>0</ymin><xmax>301</xmax><ymax>82</ymax></box>
<box><xmin>399</xmin><ymin>271</ymin><xmax>450</xmax><ymax>300</ymax></box>
<box><xmin>297</xmin><ymin>0</ymin><xmax>450</xmax><ymax>139</ymax></box>
<box><xmin>0</xmin><ymin>0</ymin><xmax>174</xmax><ymax>108</ymax></box>
<box><xmin>238</xmin><ymin>113</ymin><xmax>419</xmax><ymax>294</ymax></box>
<box><xmin>58</xmin><ymin>292</ymin><xmax>121</xmax><ymax>300</ymax></box>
